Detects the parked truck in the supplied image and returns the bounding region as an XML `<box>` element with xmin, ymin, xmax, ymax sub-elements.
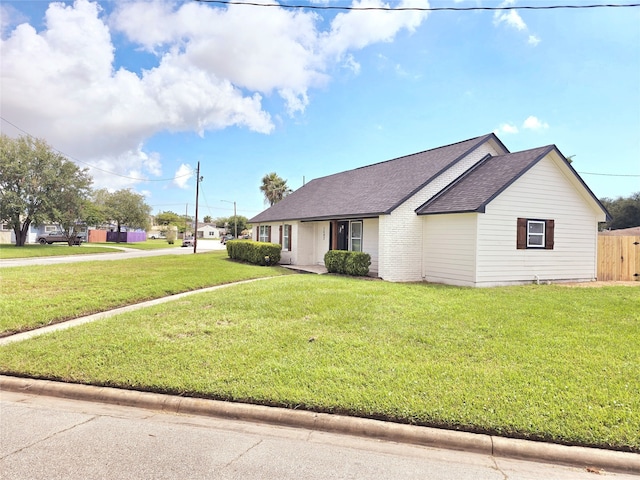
<box><xmin>36</xmin><ymin>232</ymin><xmax>83</xmax><ymax>245</ymax></box>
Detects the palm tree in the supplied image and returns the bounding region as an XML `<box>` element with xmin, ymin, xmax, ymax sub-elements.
<box><xmin>260</xmin><ymin>172</ymin><xmax>292</xmax><ymax>206</ymax></box>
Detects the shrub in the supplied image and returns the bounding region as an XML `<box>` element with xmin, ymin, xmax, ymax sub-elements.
<box><xmin>226</xmin><ymin>240</ymin><xmax>281</xmax><ymax>266</ymax></box>
<box><xmin>324</xmin><ymin>250</ymin><xmax>370</xmax><ymax>276</ymax></box>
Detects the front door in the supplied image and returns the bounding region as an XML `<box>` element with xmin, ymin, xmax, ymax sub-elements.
<box><xmin>329</xmin><ymin>220</ymin><xmax>350</xmax><ymax>251</ymax></box>
<box><xmin>337</xmin><ymin>221</ymin><xmax>349</xmax><ymax>250</ymax></box>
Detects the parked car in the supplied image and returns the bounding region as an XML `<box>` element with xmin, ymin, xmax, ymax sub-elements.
<box><xmin>221</xmin><ymin>234</ymin><xmax>235</xmax><ymax>244</ymax></box>
<box><xmin>36</xmin><ymin>232</ymin><xmax>83</xmax><ymax>245</ymax></box>
<box><xmin>182</xmin><ymin>237</ymin><xmax>194</xmax><ymax>247</ymax></box>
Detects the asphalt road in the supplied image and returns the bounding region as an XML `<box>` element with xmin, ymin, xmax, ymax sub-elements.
<box><xmin>0</xmin><ymin>239</ymin><xmax>227</xmax><ymax>268</ymax></box>
<box><xmin>2</xmin><ymin>390</ymin><xmax>636</xmax><ymax>480</ymax></box>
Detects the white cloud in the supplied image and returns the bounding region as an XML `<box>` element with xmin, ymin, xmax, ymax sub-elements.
<box><xmin>1</xmin><ymin>0</ymin><xmax>428</xmax><ymax>192</ymax></box>
<box><xmin>495</xmin><ymin>123</ymin><xmax>519</xmax><ymax>135</ymax></box>
<box><xmin>172</xmin><ymin>164</ymin><xmax>193</xmax><ymax>189</ymax></box>
<box><xmin>493</xmin><ymin>0</ymin><xmax>539</xmax><ymax>45</ymax></box>
<box><xmin>495</xmin><ymin>116</ymin><xmax>550</xmax><ymax>136</ymax></box>
<box><xmin>523</xmin><ymin>115</ymin><xmax>549</xmax><ymax>131</ymax></box>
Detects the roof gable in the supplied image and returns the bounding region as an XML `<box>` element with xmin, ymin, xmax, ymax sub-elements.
<box><xmin>416</xmin><ymin>145</ymin><xmax>610</xmax><ymax>221</ymax></box>
<box><xmin>249</xmin><ymin>133</ymin><xmax>503</xmax><ymax>223</ymax></box>
<box><xmin>416</xmin><ymin>145</ymin><xmax>554</xmax><ymax>215</ymax></box>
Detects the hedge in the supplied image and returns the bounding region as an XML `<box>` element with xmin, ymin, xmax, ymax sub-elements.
<box><xmin>324</xmin><ymin>250</ymin><xmax>371</xmax><ymax>276</ymax></box>
<box><xmin>226</xmin><ymin>240</ymin><xmax>281</xmax><ymax>266</ymax></box>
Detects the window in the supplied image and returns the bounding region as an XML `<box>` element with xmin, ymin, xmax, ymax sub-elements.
<box><xmin>527</xmin><ymin>220</ymin><xmax>545</xmax><ymax>247</ymax></box>
<box><xmin>517</xmin><ymin>218</ymin><xmax>554</xmax><ymax>249</ymax></box>
<box><xmin>350</xmin><ymin>221</ymin><xmax>362</xmax><ymax>252</ymax></box>
<box><xmin>280</xmin><ymin>224</ymin><xmax>291</xmax><ymax>251</ymax></box>
<box><xmin>259</xmin><ymin>225</ymin><xmax>271</xmax><ymax>243</ymax></box>
<box><xmin>45</xmin><ymin>225</ymin><xmax>57</xmax><ymax>233</ymax></box>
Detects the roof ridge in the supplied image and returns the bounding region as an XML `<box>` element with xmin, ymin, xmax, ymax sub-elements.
<box><xmin>353</xmin><ymin>133</ymin><xmax>494</xmax><ymax>171</ymax></box>
<box><xmin>491</xmin><ymin>144</ymin><xmax>555</xmax><ymax>158</ymax></box>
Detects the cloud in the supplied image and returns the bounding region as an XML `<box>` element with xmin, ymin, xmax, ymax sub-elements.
<box><xmin>493</xmin><ymin>0</ymin><xmax>540</xmax><ymax>45</ymax></box>
<box><xmin>172</xmin><ymin>164</ymin><xmax>193</xmax><ymax>189</ymax></box>
<box><xmin>523</xmin><ymin>116</ymin><xmax>549</xmax><ymax>131</ymax></box>
<box><xmin>494</xmin><ymin>9</ymin><xmax>526</xmax><ymax>31</ymax></box>
<box><xmin>495</xmin><ymin>116</ymin><xmax>550</xmax><ymax>135</ymax></box>
<box><xmin>0</xmin><ymin>0</ymin><xmax>428</xmax><ymax>193</ymax></box>
<box><xmin>495</xmin><ymin>123</ymin><xmax>519</xmax><ymax>135</ymax></box>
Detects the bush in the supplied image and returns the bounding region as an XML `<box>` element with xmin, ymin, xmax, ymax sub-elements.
<box><xmin>226</xmin><ymin>240</ymin><xmax>281</xmax><ymax>266</ymax></box>
<box><xmin>324</xmin><ymin>250</ymin><xmax>370</xmax><ymax>276</ymax></box>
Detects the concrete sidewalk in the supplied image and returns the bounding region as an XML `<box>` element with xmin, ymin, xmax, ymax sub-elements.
<box><xmin>1</xmin><ymin>376</ymin><xmax>638</xmax><ymax>476</ymax></box>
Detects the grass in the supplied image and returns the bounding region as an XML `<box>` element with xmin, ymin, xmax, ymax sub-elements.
<box><xmin>89</xmin><ymin>240</ymin><xmax>181</xmax><ymax>250</ymax></box>
<box><xmin>0</xmin><ymin>274</ymin><xmax>638</xmax><ymax>451</ymax></box>
<box><xmin>0</xmin><ymin>251</ymin><xmax>291</xmax><ymax>334</ymax></box>
<box><xmin>0</xmin><ymin>244</ymin><xmax>121</xmax><ymax>259</ymax></box>
<box><xmin>0</xmin><ymin>239</ymin><xmax>181</xmax><ymax>259</ymax></box>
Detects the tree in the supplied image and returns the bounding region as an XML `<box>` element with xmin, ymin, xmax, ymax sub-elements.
<box><xmin>155</xmin><ymin>211</ymin><xmax>183</xmax><ymax>226</ymax></box>
<box><xmin>225</xmin><ymin>215</ymin><xmax>248</xmax><ymax>237</ymax></box>
<box><xmin>104</xmin><ymin>189</ymin><xmax>151</xmax><ymax>242</ymax></box>
<box><xmin>203</xmin><ymin>215</ymin><xmax>213</xmax><ymax>223</ymax></box>
<box><xmin>260</xmin><ymin>172</ymin><xmax>292</xmax><ymax>206</ymax></box>
<box><xmin>600</xmin><ymin>192</ymin><xmax>640</xmax><ymax>230</ymax></box>
<box><xmin>0</xmin><ymin>134</ymin><xmax>92</xmax><ymax>246</ymax></box>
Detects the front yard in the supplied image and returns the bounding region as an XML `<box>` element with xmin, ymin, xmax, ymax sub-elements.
<box><xmin>0</xmin><ymin>269</ymin><xmax>638</xmax><ymax>452</ymax></box>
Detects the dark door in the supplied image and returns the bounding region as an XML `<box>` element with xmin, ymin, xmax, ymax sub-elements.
<box><xmin>337</xmin><ymin>221</ymin><xmax>349</xmax><ymax>250</ymax></box>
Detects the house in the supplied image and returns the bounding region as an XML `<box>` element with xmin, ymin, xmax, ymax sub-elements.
<box><xmin>249</xmin><ymin>133</ymin><xmax>610</xmax><ymax>287</ymax></box>
<box><xmin>196</xmin><ymin>223</ymin><xmax>220</xmax><ymax>239</ymax></box>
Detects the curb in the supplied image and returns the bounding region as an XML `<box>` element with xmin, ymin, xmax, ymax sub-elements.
<box><xmin>2</xmin><ymin>375</ymin><xmax>638</xmax><ymax>475</ymax></box>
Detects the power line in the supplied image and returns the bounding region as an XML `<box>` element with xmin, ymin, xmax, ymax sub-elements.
<box><xmin>578</xmin><ymin>171</ymin><xmax>640</xmax><ymax>177</ymax></box>
<box><xmin>194</xmin><ymin>0</ymin><xmax>640</xmax><ymax>12</ymax></box>
<box><xmin>0</xmin><ymin>116</ymin><xmax>194</xmax><ymax>183</ymax></box>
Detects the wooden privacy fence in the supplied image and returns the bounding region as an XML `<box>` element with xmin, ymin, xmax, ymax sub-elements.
<box><xmin>598</xmin><ymin>236</ymin><xmax>640</xmax><ymax>281</ymax></box>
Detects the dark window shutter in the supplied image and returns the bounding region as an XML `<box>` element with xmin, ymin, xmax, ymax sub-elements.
<box><xmin>517</xmin><ymin>218</ymin><xmax>527</xmax><ymax>249</ymax></box>
<box><xmin>545</xmin><ymin>219</ymin><xmax>555</xmax><ymax>249</ymax></box>
<box><xmin>279</xmin><ymin>225</ymin><xmax>283</xmax><ymax>245</ymax></box>
<box><xmin>267</xmin><ymin>226</ymin><xmax>271</xmax><ymax>243</ymax></box>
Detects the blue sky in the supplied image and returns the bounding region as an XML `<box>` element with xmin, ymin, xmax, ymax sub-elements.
<box><xmin>1</xmin><ymin>0</ymin><xmax>638</xmax><ymax>222</ymax></box>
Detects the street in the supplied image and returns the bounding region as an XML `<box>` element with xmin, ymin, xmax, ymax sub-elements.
<box><xmin>2</xmin><ymin>390</ymin><xmax>635</xmax><ymax>480</ymax></box>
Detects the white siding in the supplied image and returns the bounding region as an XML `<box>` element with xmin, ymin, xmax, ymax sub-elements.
<box><xmin>314</xmin><ymin>221</ymin><xmax>330</xmax><ymax>265</ymax></box>
<box><xmin>378</xmin><ymin>142</ymin><xmax>502</xmax><ymax>282</ymax></box>
<box><xmin>296</xmin><ymin>222</ymin><xmax>316</xmax><ymax>265</ymax></box>
<box><xmin>475</xmin><ymin>153</ymin><xmax>601</xmax><ymax>286</ymax></box>
<box><xmin>422</xmin><ymin>213</ymin><xmax>478</xmax><ymax>286</ymax></box>
<box><xmin>362</xmin><ymin>218</ymin><xmax>379</xmax><ymax>274</ymax></box>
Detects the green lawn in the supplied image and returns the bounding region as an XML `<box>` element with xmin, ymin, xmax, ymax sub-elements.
<box><xmin>0</xmin><ymin>239</ymin><xmax>180</xmax><ymax>259</ymax></box>
<box><xmin>0</xmin><ymin>244</ymin><xmax>121</xmax><ymax>259</ymax></box>
<box><xmin>0</xmin><ymin>274</ymin><xmax>638</xmax><ymax>451</ymax></box>
<box><xmin>0</xmin><ymin>251</ymin><xmax>291</xmax><ymax>334</ymax></box>
<box><xmin>89</xmin><ymin>240</ymin><xmax>181</xmax><ymax>250</ymax></box>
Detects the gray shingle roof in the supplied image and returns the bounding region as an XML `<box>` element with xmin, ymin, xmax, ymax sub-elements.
<box><xmin>415</xmin><ymin>145</ymin><xmax>555</xmax><ymax>215</ymax></box>
<box><xmin>249</xmin><ymin>133</ymin><xmax>500</xmax><ymax>223</ymax></box>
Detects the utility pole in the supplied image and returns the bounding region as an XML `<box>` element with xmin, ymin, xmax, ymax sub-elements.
<box><xmin>221</xmin><ymin>199</ymin><xmax>237</xmax><ymax>239</ymax></box>
<box><xmin>233</xmin><ymin>201</ymin><xmax>237</xmax><ymax>239</ymax></box>
<box><xmin>184</xmin><ymin>204</ymin><xmax>188</xmax><ymax>240</ymax></box>
<box><xmin>194</xmin><ymin>161</ymin><xmax>202</xmax><ymax>254</ymax></box>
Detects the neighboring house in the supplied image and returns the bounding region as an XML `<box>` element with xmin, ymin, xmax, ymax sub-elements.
<box><xmin>197</xmin><ymin>224</ymin><xmax>219</xmax><ymax>239</ymax></box>
<box><xmin>249</xmin><ymin>133</ymin><xmax>610</xmax><ymax>287</ymax></box>
<box><xmin>0</xmin><ymin>223</ymin><xmax>87</xmax><ymax>245</ymax></box>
